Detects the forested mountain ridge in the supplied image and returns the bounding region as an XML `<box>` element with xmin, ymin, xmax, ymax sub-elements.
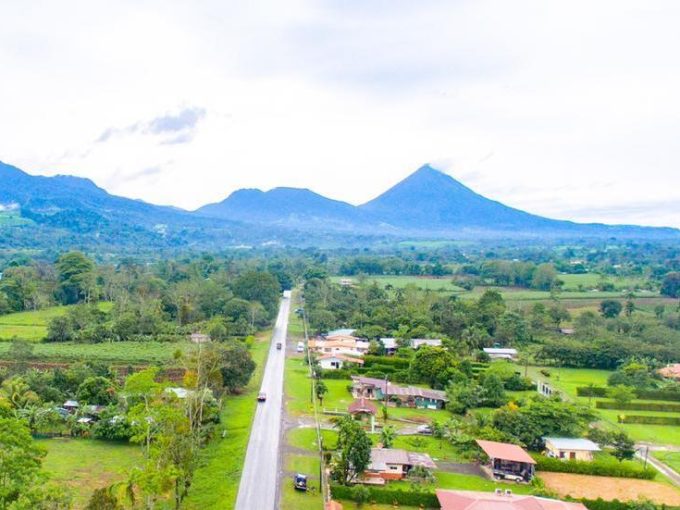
<box><xmin>1</xmin><ymin>160</ymin><xmax>678</xmax><ymax>254</ymax></box>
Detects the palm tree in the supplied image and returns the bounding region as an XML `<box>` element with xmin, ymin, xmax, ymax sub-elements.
<box><xmin>380</xmin><ymin>425</ymin><xmax>396</xmax><ymax>449</ymax></box>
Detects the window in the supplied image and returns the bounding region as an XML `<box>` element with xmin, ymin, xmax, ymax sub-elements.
<box><xmin>559</xmin><ymin>451</ymin><xmax>565</xmax><ymax>459</ymax></box>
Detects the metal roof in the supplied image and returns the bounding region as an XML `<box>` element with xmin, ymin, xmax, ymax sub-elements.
<box><xmin>544</xmin><ymin>437</ymin><xmax>601</xmax><ymax>451</ymax></box>
<box><xmin>476</xmin><ymin>440</ymin><xmax>536</xmax><ymax>464</ymax></box>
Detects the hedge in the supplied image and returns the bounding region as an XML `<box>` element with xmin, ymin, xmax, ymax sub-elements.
<box><xmin>579</xmin><ymin>497</ymin><xmax>679</xmax><ymax>510</ymax></box>
<box><xmin>330</xmin><ymin>484</ymin><xmax>439</xmax><ymax>507</ymax></box>
<box><xmin>363</xmin><ymin>355</ymin><xmax>411</xmax><ymax>369</ymax></box>
<box><xmin>617</xmin><ymin>414</ymin><xmax>680</xmax><ymax>425</ymax></box>
<box><xmin>577</xmin><ymin>386</ymin><xmax>680</xmax><ymax>402</ymax></box>
<box><xmin>596</xmin><ymin>400</ymin><xmax>680</xmax><ymax>412</ymax></box>
<box><xmin>533</xmin><ymin>455</ymin><xmax>656</xmax><ymax>480</ymax></box>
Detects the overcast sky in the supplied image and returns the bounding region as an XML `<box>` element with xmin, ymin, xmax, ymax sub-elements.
<box><xmin>1</xmin><ymin>1</ymin><xmax>679</xmax><ymax>227</ymax></box>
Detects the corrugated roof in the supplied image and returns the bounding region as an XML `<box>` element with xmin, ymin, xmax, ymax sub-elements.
<box><xmin>348</xmin><ymin>398</ymin><xmax>377</xmax><ymax>415</ymax></box>
<box><xmin>476</xmin><ymin>440</ymin><xmax>536</xmax><ymax>464</ymax></box>
<box><xmin>351</xmin><ymin>376</ymin><xmax>448</xmax><ymax>401</ymax></box>
<box><xmin>368</xmin><ymin>448</ymin><xmax>437</xmax><ymax>470</ymax></box>
<box><xmin>544</xmin><ymin>438</ymin><xmax>600</xmax><ymax>451</ymax></box>
<box><xmin>436</xmin><ymin>490</ymin><xmax>588</xmax><ymax>510</ymax></box>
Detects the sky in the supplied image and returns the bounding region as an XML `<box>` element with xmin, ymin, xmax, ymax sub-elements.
<box><xmin>1</xmin><ymin>1</ymin><xmax>679</xmax><ymax>227</ymax></box>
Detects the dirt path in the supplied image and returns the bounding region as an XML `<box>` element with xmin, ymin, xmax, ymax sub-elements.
<box><xmin>541</xmin><ymin>472</ymin><xmax>680</xmax><ymax>505</ymax></box>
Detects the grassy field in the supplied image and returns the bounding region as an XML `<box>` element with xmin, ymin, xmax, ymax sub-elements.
<box><xmin>0</xmin><ymin>302</ymin><xmax>114</xmax><ymax>341</ymax></box>
<box><xmin>0</xmin><ymin>340</ymin><xmax>186</xmax><ymax>364</ymax></box>
<box><xmin>652</xmin><ymin>451</ymin><xmax>680</xmax><ymax>474</ymax></box>
<box><xmin>181</xmin><ymin>330</ymin><xmax>271</xmax><ymax>510</ymax></box>
<box><xmin>37</xmin><ymin>438</ymin><xmax>143</xmax><ymax>509</ymax></box>
<box><xmin>527</xmin><ymin>366</ymin><xmax>680</xmax><ymax>446</ymax></box>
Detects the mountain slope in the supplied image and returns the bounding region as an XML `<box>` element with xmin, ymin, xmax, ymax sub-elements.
<box><xmin>197</xmin><ymin>187</ymin><xmax>379</xmax><ymax>231</ymax></box>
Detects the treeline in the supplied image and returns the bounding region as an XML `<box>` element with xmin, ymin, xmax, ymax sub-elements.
<box><xmin>0</xmin><ymin>252</ymin><xmax>301</xmax><ymax>342</ymax></box>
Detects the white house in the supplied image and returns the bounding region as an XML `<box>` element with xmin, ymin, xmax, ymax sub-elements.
<box><xmin>380</xmin><ymin>338</ymin><xmax>398</xmax><ymax>355</ymax></box>
<box><xmin>410</xmin><ymin>339</ymin><xmax>442</xmax><ymax>349</ymax></box>
<box><xmin>483</xmin><ymin>347</ymin><xmax>518</xmax><ymax>360</ymax></box>
<box><xmin>318</xmin><ymin>354</ymin><xmax>364</xmax><ymax>370</ymax></box>
<box><xmin>544</xmin><ymin>437</ymin><xmax>601</xmax><ymax>461</ymax></box>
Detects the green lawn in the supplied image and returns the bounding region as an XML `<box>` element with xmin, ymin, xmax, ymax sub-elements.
<box><xmin>0</xmin><ymin>302</ymin><xmax>113</xmax><ymax>341</ymax></box>
<box><xmin>285</xmin><ymin>357</ymin><xmax>317</xmax><ymax>416</ymax></box>
<box><xmin>287</xmin><ymin>426</ymin><xmax>338</xmax><ymax>452</ymax></box>
<box><xmin>37</xmin><ymin>438</ymin><xmax>143</xmax><ymax>509</ymax></box>
<box><xmin>652</xmin><ymin>451</ymin><xmax>680</xmax><ymax>474</ymax></box>
<box><xmin>330</xmin><ymin>275</ymin><xmax>464</xmax><ymax>292</ymax></box>
<box><xmin>181</xmin><ymin>331</ymin><xmax>270</xmax><ymax>509</ymax></box>
<box><xmin>386</xmin><ymin>471</ymin><xmax>534</xmax><ymax>494</ymax></box>
<box><xmin>388</xmin><ymin>435</ymin><xmax>466</xmax><ymax>463</ymax></box>
<box><xmin>528</xmin><ymin>365</ymin><xmax>680</xmax><ymax>446</ymax></box>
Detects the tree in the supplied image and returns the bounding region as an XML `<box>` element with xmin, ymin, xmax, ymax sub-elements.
<box><xmin>77</xmin><ymin>376</ymin><xmax>118</xmax><ymax>406</ymax></box>
<box><xmin>218</xmin><ymin>341</ymin><xmax>256</xmax><ymax>393</ymax></box>
<box><xmin>610</xmin><ymin>431</ymin><xmax>636</xmax><ymax>462</ymax></box>
<box><xmin>380</xmin><ymin>425</ymin><xmax>396</xmax><ymax>449</ymax></box>
<box><xmin>315</xmin><ymin>380</ymin><xmax>328</xmax><ymax>405</ymax></box>
<box><xmin>332</xmin><ymin>416</ymin><xmax>372</xmax><ymax>485</ymax></box>
<box><xmin>55</xmin><ymin>251</ymin><xmax>96</xmax><ymax>304</ymax></box>
<box><xmin>548</xmin><ymin>305</ymin><xmax>571</xmax><ymax>329</ymax></box>
<box><xmin>480</xmin><ymin>374</ymin><xmax>507</xmax><ymax>408</ymax></box>
<box><xmin>599</xmin><ymin>300</ymin><xmax>623</xmax><ymax>318</ymax></box>
<box><xmin>661</xmin><ymin>272</ymin><xmax>680</xmax><ymax>298</ymax></box>
<box><xmin>0</xmin><ymin>417</ymin><xmax>46</xmax><ymax>506</ymax></box>
<box><xmin>45</xmin><ymin>316</ymin><xmax>74</xmax><ymax>342</ymax></box>
<box><xmin>531</xmin><ymin>263</ymin><xmax>558</xmax><ymax>291</ymax></box>
<box><xmin>409</xmin><ymin>347</ymin><xmax>456</xmax><ymax>388</ymax></box>
<box><xmin>607</xmin><ymin>385</ymin><xmax>636</xmax><ymax>407</ymax></box>
<box><xmin>232</xmin><ymin>271</ymin><xmax>280</xmax><ymax>317</ymax></box>
<box><xmin>86</xmin><ymin>488</ymin><xmax>123</xmax><ymax>510</ymax></box>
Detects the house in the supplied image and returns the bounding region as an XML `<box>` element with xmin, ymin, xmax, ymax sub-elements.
<box><xmin>483</xmin><ymin>347</ymin><xmax>518</xmax><ymax>360</ymax></box>
<box><xmin>436</xmin><ymin>490</ymin><xmax>588</xmax><ymax>510</ymax></box>
<box><xmin>363</xmin><ymin>448</ymin><xmax>437</xmax><ymax>483</ymax></box>
<box><xmin>351</xmin><ymin>376</ymin><xmax>447</xmax><ymax>409</ymax></box>
<box><xmin>190</xmin><ymin>333</ymin><xmax>211</xmax><ymax>344</ymax></box>
<box><xmin>476</xmin><ymin>439</ymin><xmax>536</xmax><ymax>482</ymax></box>
<box><xmin>308</xmin><ymin>335</ymin><xmax>370</xmax><ymax>357</ymax></box>
<box><xmin>379</xmin><ymin>338</ymin><xmax>398</xmax><ymax>355</ymax></box>
<box><xmin>318</xmin><ymin>354</ymin><xmax>364</xmax><ymax>370</ymax></box>
<box><xmin>658</xmin><ymin>363</ymin><xmax>680</xmax><ymax>381</ymax></box>
<box><xmin>348</xmin><ymin>398</ymin><xmax>377</xmax><ymax>431</ymax></box>
<box><xmin>410</xmin><ymin>338</ymin><xmax>442</xmax><ymax>349</ymax></box>
<box><xmin>544</xmin><ymin>437</ymin><xmax>601</xmax><ymax>461</ymax></box>
<box><xmin>63</xmin><ymin>400</ymin><xmax>80</xmax><ymax>413</ymax></box>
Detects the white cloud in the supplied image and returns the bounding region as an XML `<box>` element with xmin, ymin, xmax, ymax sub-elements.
<box><xmin>0</xmin><ymin>0</ymin><xmax>678</xmax><ymax>227</ymax></box>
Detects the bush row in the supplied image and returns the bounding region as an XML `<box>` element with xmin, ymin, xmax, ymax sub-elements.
<box><xmin>576</xmin><ymin>386</ymin><xmax>680</xmax><ymax>402</ymax></box>
<box><xmin>363</xmin><ymin>355</ymin><xmax>411</xmax><ymax>369</ymax></box>
<box><xmin>579</xmin><ymin>498</ymin><xmax>679</xmax><ymax>510</ymax></box>
<box><xmin>330</xmin><ymin>484</ymin><xmax>438</xmax><ymax>507</ymax></box>
<box><xmin>617</xmin><ymin>414</ymin><xmax>680</xmax><ymax>425</ymax></box>
<box><xmin>534</xmin><ymin>455</ymin><xmax>656</xmax><ymax>480</ymax></box>
<box><xmin>596</xmin><ymin>400</ymin><xmax>680</xmax><ymax>412</ymax></box>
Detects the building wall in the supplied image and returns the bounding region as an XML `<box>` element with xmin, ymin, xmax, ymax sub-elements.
<box><xmin>546</xmin><ymin>445</ymin><xmax>594</xmax><ymax>461</ymax></box>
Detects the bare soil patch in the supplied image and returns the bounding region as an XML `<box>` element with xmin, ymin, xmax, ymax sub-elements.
<box><xmin>541</xmin><ymin>472</ymin><xmax>680</xmax><ymax>505</ymax></box>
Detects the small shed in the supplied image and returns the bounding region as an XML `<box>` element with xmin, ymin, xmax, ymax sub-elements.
<box><xmin>63</xmin><ymin>400</ymin><xmax>80</xmax><ymax>413</ymax></box>
<box><xmin>483</xmin><ymin>347</ymin><xmax>518</xmax><ymax>360</ymax></box>
<box><xmin>544</xmin><ymin>437</ymin><xmax>601</xmax><ymax>461</ymax></box>
<box><xmin>349</xmin><ymin>398</ymin><xmax>378</xmax><ymax>432</ymax></box>
<box><xmin>190</xmin><ymin>333</ymin><xmax>211</xmax><ymax>344</ymax></box>
<box><xmin>476</xmin><ymin>439</ymin><xmax>536</xmax><ymax>482</ymax></box>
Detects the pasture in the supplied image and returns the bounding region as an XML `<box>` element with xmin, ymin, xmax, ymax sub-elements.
<box><xmin>37</xmin><ymin>438</ymin><xmax>143</xmax><ymax>509</ymax></box>
<box><xmin>0</xmin><ymin>302</ymin><xmax>114</xmax><ymax>342</ymax></box>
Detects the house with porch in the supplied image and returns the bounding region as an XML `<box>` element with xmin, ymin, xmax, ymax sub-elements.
<box><xmin>308</xmin><ymin>335</ymin><xmax>370</xmax><ymax>357</ymax></box>
<box><xmin>351</xmin><ymin>376</ymin><xmax>447</xmax><ymax>409</ymax></box>
<box><xmin>436</xmin><ymin>490</ymin><xmax>588</xmax><ymax>510</ymax></box>
<box><xmin>318</xmin><ymin>354</ymin><xmax>364</xmax><ymax>370</ymax></box>
<box><xmin>476</xmin><ymin>439</ymin><xmax>536</xmax><ymax>482</ymax></box>
<box><xmin>362</xmin><ymin>448</ymin><xmax>437</xmax><ymax>483</ymax></box>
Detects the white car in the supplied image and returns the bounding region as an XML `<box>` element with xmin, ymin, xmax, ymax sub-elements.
<box><xmin>296</xmin><ymin>341</ymin><xmax>304</xmax><ymax>353</ymax></box>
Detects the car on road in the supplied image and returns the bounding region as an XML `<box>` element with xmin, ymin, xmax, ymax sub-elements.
<box><xmin>257</xmin><ymin>392</ymin><xmax>267</xmax><ymax>402</ymax></box>
<box><xmin>276</xmin><ymin>342</ymin><xmax>282</xmax><ymax>350</ymax></box>
<box><xmin>293</xmin><ymin>473</ymin><xmax>308</xmax><ymax>491</ymax></box>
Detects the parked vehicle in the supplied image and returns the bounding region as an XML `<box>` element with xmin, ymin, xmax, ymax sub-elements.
<box><xmin>257</xmin><ymin>392</ymin><xmax>267</xmax><ymax>402</ymax></box>
<box><xmin>276</xmin><ymin>342</ymin><xmax>282</xmax><ymax>350</ymax></box>
<box><xmin>417</xmin><ymin>424</ymin><xmax>433</xmax><ymax>435</ymax></box>
<box><xmin>293</xmin><ymin>473</ymin><xmax>308</xmax><ymax>491</ymax></box>
<box><xmin>296</xmin><ymin>341</ymin><xmax>304</xmax><ymax>353</ymax></box>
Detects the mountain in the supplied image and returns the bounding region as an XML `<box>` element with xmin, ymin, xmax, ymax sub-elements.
<box><xmin>360</xmin><ymin>164</ymin><xmax>679</xmax><ymax>238</ymax></box>
<box><xmin>197</xmin><ymin>187</ymin><xmax>379</xmax><ymax>231</ymax></box>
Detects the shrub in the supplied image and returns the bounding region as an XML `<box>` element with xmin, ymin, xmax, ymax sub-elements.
<box><xmin>617</xmin><ymin>415</ymin><xmax>680</xmax><ymax>426</ymax></box>
<box><xmin>330</xmin><ymin>485</ymin><xmax>439</xmax><ymax>507</ymax></box>
<box><xmin>576</xmin><ymin>386</ymin><xmax>608</xmax><ymax>397</ymax></box>
<box><xmin>533</xmin><ymin>455</ymin><xmax>656</xmax><ymax>480</ymax></box>
<box><xmin>362</xmin><ymin>355</ymin><xmax>410</xmax><ymax>369</ymax></box>
<box><xmin>596</xmin><ymin>401</ymin><xmax>680</xmax><ymax>412</ymax></box>
<box><xmin>577</xmin><ymin>386</ymin><xmax>680</xmax><ymax>402</ymax></box>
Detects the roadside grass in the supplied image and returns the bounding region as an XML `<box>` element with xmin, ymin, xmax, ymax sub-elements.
<box><xmin>281</xmin><ymin>483</ymin><xmax>324</xmax><ymax>510</ymax></box>
<box><xmin>37</xmin><ymin>438</ymin><xmax>143</xmax><ymax>509</ymax></box>
<box><xmin>0</xmin><ymin>340</ymin><xmax>188</xmax><ymax>364</ymax></box>
<box><xmin>285</xmin><ymin>357</ymin><xmax>316</xmax><ymax>416</ymax></box>
<box><xmin>181</xmin><ymin>331</ymin><xmax>270</xmax><ymax>510</ymax></box>
<box><xmin>0</xmin><ymin>302</ymin><xmax>113</xmax><ymax>341</ymax></box>
<box><xmin>287</xmin><ymin>427</ymin><xmax>338</xmax><ymax>452</ymax></box>
<box><xmin>386</xmin><ymin>471</ymin><xmax>534</xmax><ymax>494</ymax></box>
<box><xmin>652</xmin><ymin>451</ymin><xmax>680</xmax><ymax>474</ymax></box>
<box><xmin>528</xmin><ymin>365</ymin><xmax>680</xmax><ymax>446</ymax></box>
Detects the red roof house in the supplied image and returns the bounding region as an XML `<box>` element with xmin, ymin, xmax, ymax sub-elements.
<box><xmin>436</xmin><ymin>490</ymin><xmax>588</xmax><ymax>510</ymax></box>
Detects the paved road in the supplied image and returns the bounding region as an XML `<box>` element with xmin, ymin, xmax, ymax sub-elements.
<box><xmin>235</xmin><ymin>292</ymin><xmax>291</xmax><ymax>510</ymax></box>
<box><xmin>636</xmin><ymin>444</ymin><xmax>680</xmax><ymax>486</ymax></box>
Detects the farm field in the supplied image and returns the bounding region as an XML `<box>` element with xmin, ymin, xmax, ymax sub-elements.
<box><xmin>0</xmin><ymin>302</ymin><xmax>114</xmax><ymax>341</ymax></box>
<box><xmin>540</xmin><ymin>472</ymin><xmax>680</xmax><ymax>505</ymax></box>
<box><xmin>37</xmin><ymin>438</ymin><xmax>143</xmax><ymax>509</ymax></box>
<box><xmin>182</xmin><ymin>329</ymin><xmax>271</xmax><ymax>509</ymax></box>
<box><xmin>527</xmin><ymin>366</ymin><xmax>680</xmax><ymax>446</ymax></box>
<box><xmin>0</xmin><ymin>340</ymin><xmax>186</xmax><ymax>364</ymax></box>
